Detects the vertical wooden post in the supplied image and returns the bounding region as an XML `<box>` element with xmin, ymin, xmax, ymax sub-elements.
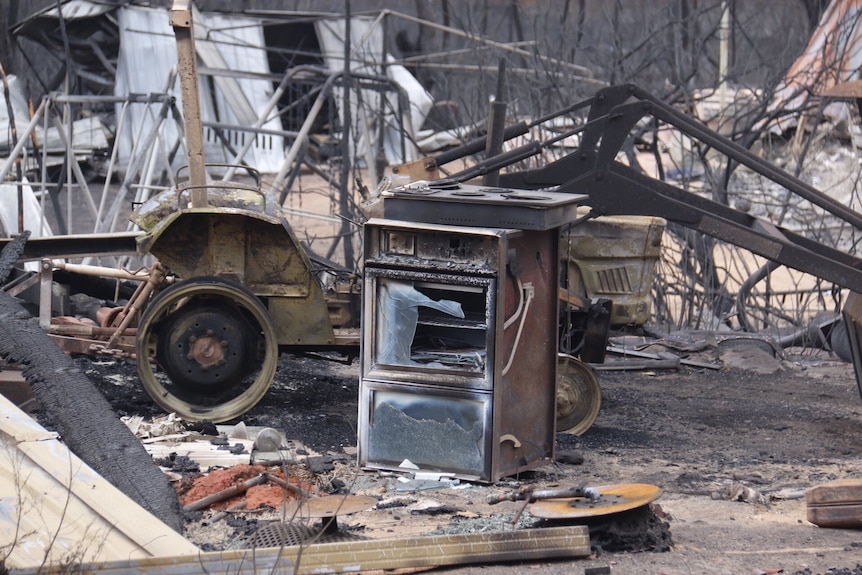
<box><xmin>170</xmin><ymin>0</ymin><xmax>207</xmax><ymax>207</ymax></box>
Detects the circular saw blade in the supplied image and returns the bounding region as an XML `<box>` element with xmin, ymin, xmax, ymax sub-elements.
<box><xmin>528</xmin><ymin>483</ymin><xmax>662</xmax><ymax>520</ymax></box>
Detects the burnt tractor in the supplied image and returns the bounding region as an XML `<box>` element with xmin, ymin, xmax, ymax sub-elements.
<box><xmin>126</xmin><ymin>169</ymin><xmax>361</xmax><ymax>423</ymax></box>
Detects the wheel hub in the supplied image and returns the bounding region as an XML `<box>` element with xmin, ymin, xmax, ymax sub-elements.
<box><xmin>136</xmin><ymin>277</ymin><xmax>279</xmax><ymax>423</ymax></box>
<box><xmin>155</xmin><ymin>304</ymin><xmax>257</xmax><ymax>390</ymax></box>
<box><xmin>187</xmin><ymin>331</ymin><xmax>228</xmax><ymax>370</ymax></box>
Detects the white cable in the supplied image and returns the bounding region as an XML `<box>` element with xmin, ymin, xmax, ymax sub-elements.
<box><xmin>502</xmin><ymin>282</ymin><xmax>534</xmax><ymax>376</ymax></box>
<box><xmin>503</xmin><ymin>275</ymin><xmax>525</xmax><ymax>329</ymax></box>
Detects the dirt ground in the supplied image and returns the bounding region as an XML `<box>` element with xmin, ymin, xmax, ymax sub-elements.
<box><xmin>76</xmin><ymin>340</ymin><xmax>862</xmax><ymax>575</ymax></box>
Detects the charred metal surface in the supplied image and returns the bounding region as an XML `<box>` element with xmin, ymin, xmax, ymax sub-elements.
<box><xmin>382</xmin><ymin>182</ymin><xmax>585</xmax><ymax>231</ymax></box>
<box><xmin>491</xmin><ymin>83</ymin><xmax>862</xmax><ymax>292</ymax></box>
<box><xmin>364</xmin><ymin>218</ymin><xmax>504</xmax><ymax>275</ymax></box>
<box><xmin>2</xmin><ymin>232</ymin><xmax>136</xmax><ymax>266</ymax></box>
<box><xmin>131</xmin><ymin>181</ymin><xmax>278</xmax><ymax>245</ymax></box>
<box><xmin>361</xmin><ymin>219</ymin><xmax>560</xmax><ymax>482</ymax></box>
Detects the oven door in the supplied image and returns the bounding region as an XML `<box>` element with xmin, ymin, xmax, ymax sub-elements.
<box><xmin>358</xmin><ymin>379</ymin><xmax>494</xmax><ymax>481</ymax></box>
<box><xmin>362</xmin><ymin>268</ymin><xmax>495</xmax><ymax>390</ymax></box>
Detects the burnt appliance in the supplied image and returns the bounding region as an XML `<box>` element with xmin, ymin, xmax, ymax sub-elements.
<box><xmin>358</xmin><ymin>183</ymin><xmax>584</xmax><ymax>482</ymax></box>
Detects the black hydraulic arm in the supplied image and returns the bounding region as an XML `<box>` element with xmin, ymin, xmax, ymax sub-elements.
<box><xmin>495</xmin><ymin>84</ymin><xmax>862</xmax><ymax>291</ymax></box>
<box><xmin>495</xmin><ymin>83</ymin><xmax>862</xmax><ymax>398</ymax></box>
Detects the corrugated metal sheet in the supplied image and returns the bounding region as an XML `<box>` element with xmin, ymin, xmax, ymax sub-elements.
<box><xmin>114</xmin><ymin>5</ymin><xmax>284</xmax><ymax>174</ymax></box>
<box><xmin>770</xmin><ymin>0</ymin><xmax>862</xmax><ymax>130</ymax></box>
<box><xmin>0</xmin><ymin>393</ymin><xmax>198</xmax><ymax>569</ymax></box>
<box><xmin>10</xmin><ymin>0</ymin><xmax>118</xmax><ymax>35</ymax></box>
<box><xmin>194</xmin><ymin>9</ymin><xmax>286</xmax><ymax>172</ymax></box>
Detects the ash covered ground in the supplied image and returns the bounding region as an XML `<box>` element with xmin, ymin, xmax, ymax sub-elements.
<box><xmin>74</xmin><ymin>346</ymin><xmax>862</xmax><ymax>575</ymax></box>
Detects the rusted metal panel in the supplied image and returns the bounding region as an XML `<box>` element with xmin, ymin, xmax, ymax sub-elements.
<box><xmin>807</xmin><ymin>478</ymin><xmax>862</xmax><ymax>528</ymax></box>
<box><xmin>245</xmin><ymin>220</ymin><xmax>313</xmax><ymax>296</ymax></box>
<box><xmin>268</xmin><ymin>296</ymin><xmax>336</xmax><ymax>345</ymax></box>
<box><xmin>494</xmin><ymin>229</ymin><xmax>558</xmax><ymax>477</ymax></box>
<box><xmin>171</xmin><ymin>0</ymin><xmax>207</xmax><ymax>204</ymax></box>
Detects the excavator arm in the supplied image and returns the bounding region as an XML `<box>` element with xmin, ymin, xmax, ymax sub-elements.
<box><xmin>437</xmin><ymin>83</ymin><xmax>862</xmax><ymax>397</ymax></box>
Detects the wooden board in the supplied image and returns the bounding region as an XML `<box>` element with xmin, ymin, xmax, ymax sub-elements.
<box><xmin>806</xmin><ymin>478</ymin><xmax>862</xmax><ymax>528</ymax></box>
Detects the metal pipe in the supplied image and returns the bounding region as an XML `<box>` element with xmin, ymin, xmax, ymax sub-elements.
<box><xmin>51</xmin><ymin>261</ymin><xmax>152</xmax><ymax>282</ymax></box>
<box><xmin>270</xmin><ymin>74</ymin><xmax>338</xmax><ymax>194</ymax></box>
<box><xmin>222</xmin><ymin>66</ymin><xmax>310</xmax><ymax>181</ymax></box>
<box><xmin>0</xmin><ymin>99</ymin><xmax>46</xmax><ymax>185</ymax></box>
<box><xmin>102</xmin><ymin>263</ymin><xmax>167</xmax><ymax>350</ymax></box>
<box><xmin>380</xmin><ymin>10</ymin><xmax>600</xmax><ymax>82</ymax></box>
<box><xmin>51</xmin><ymin>93</ymin><xmax>173</xmax><ymax>105</ymax></box>
<box><xmin>96</xmin><ymin>96</ymin><xmax>174</xmax><ymax>233</ymax></box>
<box><xmin>483</xmin><ymin>60</ymin><xmax>508</xmax><ymax>187</ymax></box>
<box><xmin>48</xmin><ymin>108</ymin><xmax>99</xmax><ymax>222</ymax></box>
<box><xmin>338</xmin><ymin>0</ymin><xmax>356</xmax><ymax>267</ymax></box>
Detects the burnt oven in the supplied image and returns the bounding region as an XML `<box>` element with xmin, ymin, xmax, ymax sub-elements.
<box><xmin>359</xmin><ymin>214</ymin><xmax>565</xmax><ymax>481</ymax></box>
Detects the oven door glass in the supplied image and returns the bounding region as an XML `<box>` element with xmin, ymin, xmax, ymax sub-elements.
<box><xmin>372</xmin><ymin>274</ymin><xmax>492</xmax><ymax>377</ymax></box>
<box><xmin>364</xmin><ymin>384</ymin><xmax>491</xmax><ymax>478</ymax></box>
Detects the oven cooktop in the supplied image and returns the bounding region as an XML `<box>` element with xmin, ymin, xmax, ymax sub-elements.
<box><xmin>381</xmin><ymin>181</ymin><xmax>585</xmax><ymax>231</ymax></box>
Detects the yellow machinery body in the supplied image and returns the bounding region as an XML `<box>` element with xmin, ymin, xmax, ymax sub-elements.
<box><xmin>132</xmin><ymin>183</ymin><xmax>341</xmax><ymax>347</ymax></box>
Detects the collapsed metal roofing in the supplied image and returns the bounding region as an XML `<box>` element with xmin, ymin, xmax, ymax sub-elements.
<box><xmin>8</xmin><ymin>0</ymin><xmax>434</xmax><ymax>179</ymax></box>
<box><xmin>770</xmin><ymin>0</ymin><xmax>862</xmax><ymax>130</ymax></box>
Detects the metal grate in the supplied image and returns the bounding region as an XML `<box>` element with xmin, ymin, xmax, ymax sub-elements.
<box><xmin>244</xmin><ymin>522</ymin><xmax>367</xmax><ymax>548</ymax></box>
<box><xmin>596</xmin><ymin>267</ymin><xmax>634</xmax><ymax>293</ymax></box>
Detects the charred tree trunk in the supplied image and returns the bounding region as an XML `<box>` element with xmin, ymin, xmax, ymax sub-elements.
<box><xmin>0</xmin><ymin>238</ymin><xmax>183</xmax><ymax>533</ymax></box>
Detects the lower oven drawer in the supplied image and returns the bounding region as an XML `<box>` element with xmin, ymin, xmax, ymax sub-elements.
<box><xmin>358</xmin><ymin>379</ymin><xmax>493</xmax><ymax>481</ymax></box>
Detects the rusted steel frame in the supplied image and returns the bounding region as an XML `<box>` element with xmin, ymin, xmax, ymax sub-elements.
<box><xmin>434</xmin><ymin>97</ymin><xmax>594</xmax><ymax>171</ymax></box>
<box><xmin>220</xmin><ymin>64</ymin><xmax>322</xmax><ymax>182</ymax></box>
<box><xmin>575</xmin><ymin>162</ymin><xmax>862</xmax><ymax>291</ymax></box>
<box><xmin>101</xmin><ymin>263</ymin><xmax>167</xmax><ymax>350</ymax></box>
<box><xmin>381</xmin><ymin>9</ymin><xmax>599</xmax><ymax>82</ymax></box>
<box><xmin>47</xmin><ymin>103</ymin><xmax>99</xmax><ymax>221</ymax></box>
<box><xmin>47</xmin><ymin>334</ymin><xmax>136</xmax><ymax>357</ymax></box>
<box><xmin>271</xmin><ymin>68</ymin><xmax>415</xmax><ymax>198</ymax></box>
<box><xmin>0</xmin><ymin>60</ymin><xmax>24</xmax><ymax>233</ymax></box>
<box><xmin>49</xmin><ymin>324</ymin><xmax>137</xmax><ymax>337</ymax></box>
<box><xmin>0</xmin><ymin>98</ymin><xmax>46</xmax><ymax>185</ymax></box>
<box><xmin>600</xmin><ymin>84</ymin><xmax>862</xmax><ymax>230</ymax></box>
<box><xmin>52</xmin><ymin>93</ymin><xmax>174</xmax><ymax>105</ymax></box>
<box><xmin>35</xmin><ymin>258</ymin><xmax>158</xmax><ymax>335</ymax></box>
<box><xmin>96</xmin><ymin>96</ymin><xmax>177</xmax><ymax>233</ymax></box>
